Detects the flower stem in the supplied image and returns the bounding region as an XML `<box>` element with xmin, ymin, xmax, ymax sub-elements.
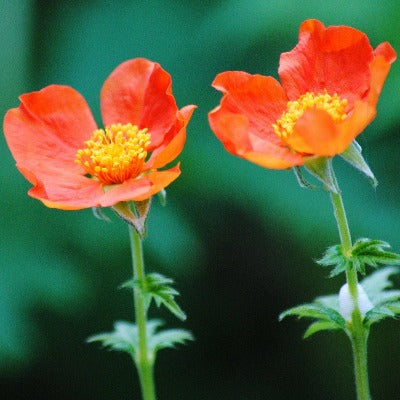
<box><xmin>329</xmin><ymin>177</ymin><xmax>371</xmax><ymax>400</ymax></box>
<box><xmin>128</xmin><ymin>225</ymin><xmax>157</xmax><ymax>400</ymax></box>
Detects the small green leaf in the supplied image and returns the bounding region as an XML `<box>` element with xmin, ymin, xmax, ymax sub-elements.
<box><xmin>316</xmin><ymin>244</ymin><xmax>348</xmax><ymax>277</ymax></box>
<box><xmin>361</xmin><ymin>266</ymin><xmax>399</xmax><ymax>301</ymax></box>
<box><xmin>351</xmin><ymin>239</ymin><xmax>400</xmax><ymax>274</ymax></box>
<box><xmin>373</xmin><ymin>290</ymin><xmax>400</xmax><ymax>305</ymax></box>
<box><xmin>303</xmin><ymin>320</ymin><xmax>342</xmax><ymax>339</ymax></box>
<box><xmin>318</xmin><ymin>240</ymin><xmax>400</xmax><ymax>277</ymax></box>
<box><xmin>385</xmin><ymin>302</ymin><xmax>400</xmax><ymax>314</ymax></box>
<box><xmin>149</xmin><ymin>328</ymin><xmax>194</xmax><ymax>353</ymax></box>
<box><xmin>123</xmin><ymin>273</ymin><xmax>187</xmax><ymax>320</ymax></box>
<box><xmin>279</xmin><ymin>303</ymin><xmax>345</xmax><ymax>329</ymax></box>
<box><xmin>87</xmin><ymin>320</ymin><xmax>139</xmax><ymax>356</ymax></box>
<box><xmin>87</xmin><ymin>319</ymin><xmax>193</xmax><ymax>359</ymax></box>
<box><xmin>146</xmin><ymin>273</ymin><xmax>186</xmax><ymax>320</ymax></box>
<box><xmin>364</xmin><ymin>305</ymin><xmax>396</xmax><ymax>326</ymax></box>
<box><xmin>314</xmin><ymin>294</ymin><xmax>340</xmax><ymax>312</ymax></box>
<box><xmin>317</xmin><ymin>244</ymin><xmax>344</xmax><ymax>267</ymax></box>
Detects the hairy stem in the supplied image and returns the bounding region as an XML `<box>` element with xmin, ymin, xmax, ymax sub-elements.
<box><xmin>129</xmin><ymin>225</ymin><xmax>157</xmax><ymax>400</ymax></box>
<box><xmin>329</xmin><ymin>178</ymin><xmax>371</xmax><ymax>400</ymax></box>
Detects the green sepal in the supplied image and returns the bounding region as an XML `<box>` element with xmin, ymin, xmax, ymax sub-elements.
<box><xmin>340</xmin><ymin>141</ymin><xmax>377</xmax><ymax>187</ymax></box>
<box><xmin>304</xmin><ymin>157</ymin><xmax>339</xmax><ymax>193</ymax></box>
<box><xmin>87</xmin><ymin>319</ymin><xmax>193</xmax><ymax>359</ymax></box>
<box><xmin>122</xmin><ymin>273</ymin><xmax>187</xmax><ymax>321</ymax></box>
<box><xmin>92</xmin><ymin>206</ymin><xmax>111</xmax><ymax>223</ymax></box>
<box><xmin>112</xmin><ymin>199</ymin><xmax>151</xmax><ymax>238</ymax></box>
<box><xmin>157</xmin><ymin>189</ymin><xmax>167</xmax><ymax>206</ymax></box>
<box><xmin>293</xmin><ymin>166</ymin><xmax>316</xmax><ymax>190</ymax></box>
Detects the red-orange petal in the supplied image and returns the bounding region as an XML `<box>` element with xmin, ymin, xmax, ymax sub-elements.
<box><xmin>99</xmin><ymin>165</ymin><xmax>181</xmax><ymax>207</ymax></box>
<box><xmin>286</xmin><ymin>108</ymin><xmax>342</xmax><ymax>156</ymax></box>
<box><xmin>17</xmin><ymin>165</ymin><xmax>105</xmax><ymax>210</ymax></box>
<box><xmin>367</xmin><ymin>42</ymin><xmax>397</xmax><ymax>106</ymax></box>
<box><xmin>209</xmin><ymin>71</ymin><xmax>288</xmax><ymax>155</ymax></box>
<box><xmin>100</xmin><ymin>58</ymin><xmax>178</xmax><ymax>149</ymax></box>
<box><xmin>279</xmin><ymin>19</ymin><xmax>374</xmax><ymax>106</ymax></box>
<box><xmin>243</xmin><ymin>145</ymin><xmax>304</xmax><ymax>169</ymax></box>
<box><xmin>145</xmin><ymin>104</ymin><xmax>196</xmax><ymax>170</ymax></box>
<box><xmin>4</xmin><ymin>85</ymin><xmax>97</xmax><ymax>173</ymax></box>
<box><xmin>286</xmin><ymin>101</ymin><xmax>376</xmax><ymax>157</ymax></box>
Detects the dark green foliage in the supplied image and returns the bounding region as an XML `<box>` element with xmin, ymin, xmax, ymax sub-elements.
<box><xmin>281</xmin><ymin>267</ymin><xmax>400</xmax><ymax>337</ymax></box>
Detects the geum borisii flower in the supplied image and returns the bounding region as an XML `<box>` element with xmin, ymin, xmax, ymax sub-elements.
<box><xmin>4</xmin><ymin>58</ymin><xmax>196</xmax><ymax>210</ymax></box>
<box><xmin>208</xmin><ymin>19</ymin><xmax>396</xmax><ymax>170</ymax></box>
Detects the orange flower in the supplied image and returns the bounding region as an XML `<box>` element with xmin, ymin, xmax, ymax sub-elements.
<box><xmin>4</xmin><ymin>58</ymin><xmax>196</xmax><ymax>210</ymax></box>
<box><xmin>209</xmin><ymin>19</ymin><xmax>396</xmax><ymax>169</ymax></box>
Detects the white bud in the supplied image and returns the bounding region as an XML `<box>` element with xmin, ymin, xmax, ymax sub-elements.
<box><xmin>338</xmin><ymin>283</ymin><xmax>373</xmax><ymax>321</ymax></box>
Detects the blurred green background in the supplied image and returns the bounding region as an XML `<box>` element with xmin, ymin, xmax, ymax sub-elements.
<box><xmin>1</xmin><ymin>1</ymin><xmax>399</xmax><ymax>399</ymax></box>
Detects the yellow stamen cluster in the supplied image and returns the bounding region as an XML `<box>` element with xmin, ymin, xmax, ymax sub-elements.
<box><xmin>75</xmin><ymin>123</ymin><xmax>151</xmax><ymax>184</ymax></box>
<box><xmin>273</xmin><ymin>90</ymin><xmax>348</xmax><ymax>139</ymax></box>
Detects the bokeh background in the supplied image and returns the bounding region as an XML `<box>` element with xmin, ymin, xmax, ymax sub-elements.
<box><xmin>1</xmin><ymin>1</ymin><xmax>399</xmax><ymax>399</ymax></box>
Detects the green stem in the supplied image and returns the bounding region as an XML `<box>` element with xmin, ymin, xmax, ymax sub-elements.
<box><xmin>329</xmin><ymin>179</ymin><xmax>371</xmax><ymax>400</ymax></box>
<box><xmin>129</xmin><ymin>225</ymin><xmax>157</xmax><ymax>400</ymax></box>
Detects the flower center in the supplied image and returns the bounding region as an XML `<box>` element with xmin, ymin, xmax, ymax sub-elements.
<box><xmin>75</xmin><ymin>123</ymin><xmax>151</xmax><ymax>184</ymax></box>
<box><xmin>273</xmin><ymin>90</ymin><xmax>348</xmax><ymax>139</ymax></box>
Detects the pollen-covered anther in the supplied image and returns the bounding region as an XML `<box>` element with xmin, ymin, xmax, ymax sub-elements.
<box><xmin>75</xmin><ymin>123</ymin><xmax>151</xmax><ymax>184</ymax></box>
<box><xmin>273</xmin><ymin>90</ymin><xmax>348</xmax><ymax>139</ymax></box>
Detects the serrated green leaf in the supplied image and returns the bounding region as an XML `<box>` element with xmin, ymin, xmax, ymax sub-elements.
<box><xmin>87</xmin><ymin>319</ymin><xmax>192</xmax><ymax>359</ymax></box>
<box><xmin>350</xmin><ymin>239</ymin><xmax>400</xmax><ymax>274</ymax></box>
<box><xmin>303</xmin><ymin>320</ymin><xmax>343</xmax><ymax>339</ymax></box>
<box><xmin>352</xmin><ymin>239</ymin><xmax>390</xmax><ymax>253</ymax></box>
<box><xmin>361</xmin><ymin>267</ymin><xmax>399</xmax><ymax>302</ymax></box>
<box><xmin>314</xmin><ymin>294</ymin><xmax>339</xmax><ymax>312</ymax></box>
<box><xmin>87</xmin><ymin>320</ymin><xmax>139</xmax><ymax>355</ymax></box>
<box><xmin>316</xmin><ymin>244</ymin><xmax>349</xmax><ymax>277</ymax></box>
<box><xmin>364</xmin><ymin>306</ymin><xmax>396</xmax><ymax>326</ymax></box>
<box><xmin>317</xmin><ymin>244</ymin><xmax>344</xmax><ymax>267</ymax></box>
<box><xmin>149</xmin><ymin>328</ymin><xmax>194</xmax><ymax>353</ymax></box>
<box><xmin>385</xmin><ymin>302</ymin><xmax>400</xmax><ymax>314</ymax></box>
<box><xmin>374</xmin><ymin>290</ymin><xmax>400</xmax><ymax>305</ymax></box>
<box><xmin>120</xmin><ymin>273</ymin><xmax>187</xmax><ymax>320</ymax></box>
<box><xmin>146</xmin><ymin>273</ymin><xmax>187</xmax><ymax>321</ymax></box>
<box><xmin>329</xmin><ymin>261</ymin><xmax>350</xmax><ymax>277</ymax></box>
<box><xmin>279</xmin><ymin>303</ymin><xmax>345</xmax><ymax>329</ymax></box>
